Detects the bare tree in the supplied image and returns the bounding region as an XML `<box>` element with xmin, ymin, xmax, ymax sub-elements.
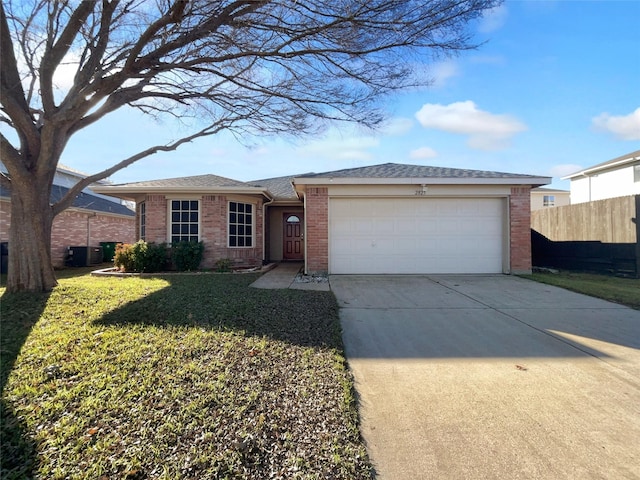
<box><xmin>1</xmin><ymin>0</ymin><xmax>500</xmax><ymax>292</ymax></box>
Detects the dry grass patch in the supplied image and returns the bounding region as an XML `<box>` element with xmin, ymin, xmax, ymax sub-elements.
<box><xmin>1</xmin><ymin>273</ymin><xmax>373</xmax><ymax>479</ymax></box>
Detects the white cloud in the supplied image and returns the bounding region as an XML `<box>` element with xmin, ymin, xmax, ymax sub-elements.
<box><xmin>477</xmin><ymin>4</ymin><xmax>508</xmax><ymax>33</ymax></box>
<box><xmin>431</xmin><ymin>61</ymin><xmax>460</xmax><ymax>88</ymax></box>
<box><xmin>409</xmin><ymin>147</ymin><xmax>438</xmax><ymax>160</ymax></box>
<box><xmin>549</xmin><ymin>164</ymin><xmax>583</xmax><ymax>178</ymax></box>
<box><xmin>380</xmin><ymin>117</ymin><xmax>414</xmax><ymax>136</ymax></box>
<box><xmin>592</xmin><ymin>107</ymin><xmax>640</xmax><ymax>141</ymax></box>
<box><xmin>414</xmin><ymin>101</ymin><xmax>527</xmax><ymax>151</ymax></box>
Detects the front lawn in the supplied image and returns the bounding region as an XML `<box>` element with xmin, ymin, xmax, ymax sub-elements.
<box><xmin>524</xmin><ymin>271</ymin><xmax>640</xmax><ymax>310</ymax></box>
<box><xmin>1</xmin><ymin>273</ymin><xmax>373</xmax><ymax>479</ymax></box>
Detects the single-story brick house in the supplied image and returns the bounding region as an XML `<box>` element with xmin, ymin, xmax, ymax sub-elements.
<box><xmin>93</xmin><ymin>163</ymin><xmax>551</xmax><ymax>275</ymax></box>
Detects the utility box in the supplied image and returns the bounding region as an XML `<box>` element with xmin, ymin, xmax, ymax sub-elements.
<box><xmin>66</xmin><ymin>246</ymin><xmax>103</xmax><ymax>267</ymax></box>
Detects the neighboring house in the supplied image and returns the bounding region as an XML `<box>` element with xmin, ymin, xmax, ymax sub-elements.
<box><xmin>94</xmin><ymin>163</ymin><xmax>550</xmax><ymax>275</ymax></box>
<box><xmin>0</xmin><ymin>163</ymin><xmax>136</xmax><ymax>268</ymax></box>
<box><xmin>563</xmin><ymin>150</ymin><xmax>640</xmax><ymax>204</ymax></box>
<box><xmin>530</xmin><ymin>187</ymin><xmax>570</xmax><ymax>210</ymax></box>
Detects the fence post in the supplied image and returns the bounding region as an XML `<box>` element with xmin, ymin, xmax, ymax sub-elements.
<box><xmin>635</xmin><ymin>195</ymin><xmax>640</xmax><ymax>278</ymax></box>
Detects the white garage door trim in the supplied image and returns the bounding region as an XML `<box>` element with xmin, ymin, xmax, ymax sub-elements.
<box><xmin>329</xmin><ymin>197</ymin><xmax>506</xmax><ymax>274</ymax></box>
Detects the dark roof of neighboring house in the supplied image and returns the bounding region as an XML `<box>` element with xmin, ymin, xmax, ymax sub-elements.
<box><xmin>298</xmin><ymin>163</ymin><xmax>544</xmax><ymax>179</ymax></box>
<box><xmin>0</xmin><ymin>183</ymin><xmax>134</xmax><ymax>216</ymax></box>
<box><xmin>112</xmin><ymin>173</ymin><xmax>250</xmax><ymax>188</ymax></box>
<box><xmin>564</xmin><ymin>149</ymin><xmax>640</xmax><ymax>179</ymax></box>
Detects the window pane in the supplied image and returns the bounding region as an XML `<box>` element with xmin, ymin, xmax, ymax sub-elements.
<box><xmin>246</xmin><ymin>204</ymin><xmax>252</xmax><ymax>214</ymax></box>
<box><xmin>190</xmin><ymin>225</ymin><xmax>198</xmax><ymax>234</ymax></box>
<box><xmin>190</xmin><ymin>200</ymin><xmax>198</xmax><ymax>210</ymax></box>
<box><xmin>181</xmin><ymin>200</ymin><xmax>189</xmax><ymax>210</ymax></box>
<box><xmin>172</xmin><ymin>224</ymin><xmax>180</xmax><ymax>234</ymax></box>
<box><xmin>230</xmin><ymin>202</ymin><xmax>237</xmax><ymax>212</ymax></box>
<box><xmin>181</xmin><ymin>224</ymin><xmax>189</xmax><ymax>234</ymax></box>
<box><xmin>238</xmin><ymin>237</ymin><xmax>245</xmax><ymax>247</ymax></box>
<box><xmin>238</xmin><ymin>214</ymin><xmax>244</xmax><ymax>223</ymax></box>
<box><xmin>182</xmin><ymin>212</ymin><xmax>189</xmax><ymax>222</ymax></box>
<box><xmin>246</xmin><ymin>238</ymin><xmax>252</xmax><ymax>247</ymax></box>
<box><xmin>238</xmin><ymin>225</ymin><xmax>244</xmax><ymax>235</ymax></box>
<box><xmin>172</xmin><ymin>212</ymin><xmax>180</xmax><ymax>222</ymax></box>
<box><xmin>190</xmin><ymin>212</ymin><xmax>198</xmax><ymax>222</ymax></box>
<box><xmin>230</xmin><ymin>225</ymin><xmax>237</xmax><ymax>235</ymax></box>
<box><xmin>229</xmin><ymin>237</ymin><xmax>236</xmax><ymax>247</ymax></box>
<box><xmin>246</xmin><ymin>214</ymin><xmax>252</xmax><ymax>224</ymax></box>
<box><xmin>246</xmin><ymin>226</ymin><xmax>252</xmax><ymax>236</ymax></box>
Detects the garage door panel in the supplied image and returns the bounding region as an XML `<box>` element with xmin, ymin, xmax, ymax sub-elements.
<box><xmin>330</xmin><ymin>198</ymin><xmax>504</xmax><ymax>274</ymax></box>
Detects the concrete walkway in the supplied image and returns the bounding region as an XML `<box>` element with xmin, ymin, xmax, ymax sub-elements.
<box><xmin>249</xmin><ymin>262</ymin><xmax>330</xmax><ymax>291</ymax></box>
<box><xmin>331</xmin><ymin>274</ymin><xmax>640</xmax><ymax>480</ymax></box>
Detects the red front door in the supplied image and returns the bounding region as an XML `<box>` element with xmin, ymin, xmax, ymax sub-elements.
<box><xmin>283</xmin><ymin>213</ymin><xmax>304</xmax><ymax>260</ymax></box>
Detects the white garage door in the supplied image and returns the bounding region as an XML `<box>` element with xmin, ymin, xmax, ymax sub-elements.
<box><xmin>330</xmin><ymin>198</ymin><xmax>505</xmax><ymax>274</ymax></box>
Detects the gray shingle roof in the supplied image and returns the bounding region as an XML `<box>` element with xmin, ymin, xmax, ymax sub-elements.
<box><xmin>298</xmin><ymin>163</ymin><xmax>542</xmax><ymax>179</ymax></box>
<box><xmin>249</xmin><ymin>174</ymin><xmax>312</xmax><ymax>200</ymax></box>
<box><xmin>110</xmin><ymin>174</ymin><xmax>251</xmax><ymax>188</ymax></box>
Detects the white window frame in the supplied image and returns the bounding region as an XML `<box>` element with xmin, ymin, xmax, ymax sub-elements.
<box><xmin>228</xmin><ymin>201</ymin><xmax>254</xmax><ymax>248</ymax></box>
<box><xmin>543</xmin><ymin>195</ymin><xmax>555</xmax><ymax>207</ymax></box>
<box><xmin>139</xmin><ymin>201</ymin><xmax>146</xmax><ymax>240</ymax></box>
<box><xmin>168</xmin><ymin>199</ymin><xmax>201</xmax><ymax>243</ymax></box>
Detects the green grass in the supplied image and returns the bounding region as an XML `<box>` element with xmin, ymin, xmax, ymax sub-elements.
<box><xmin>1</xmin><ymin>272</ymin><xmax>373</xmax><ymax>479</ymax></box>
<box><xmin>524</xmin><ymin>271</ymin><xmax>640</xmax><ymax>310</ymax></box>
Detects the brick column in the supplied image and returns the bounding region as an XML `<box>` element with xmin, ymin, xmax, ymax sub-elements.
<box><xmin>305</xmin><ymin>187</ymin><xmax>328</xmax><ymax>273</ymax></box>
<box><xmin>144</xmin><ymin>195</ymin><xmax>167</xmax><ymax>244</ymax></box>
<box><xmin>510</xmin><ymin>187</ymin><xmax>532</xmax><ymax>274</ymax></box>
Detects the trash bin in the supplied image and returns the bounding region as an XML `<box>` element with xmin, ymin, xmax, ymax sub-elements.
<box><xmin>100</xmin><ymin>242</ymin><xmax>118</xmax><ymax>263</ymax></box>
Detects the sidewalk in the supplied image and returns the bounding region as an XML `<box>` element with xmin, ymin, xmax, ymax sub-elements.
<box><xmin>250</xmin><ymin>262</ymin><xmax>330</xmax><ymax>291</ymax></box>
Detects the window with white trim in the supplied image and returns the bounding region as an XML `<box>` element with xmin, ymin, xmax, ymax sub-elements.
<box><xmin>170</xmin><ymin>200</ymin><xmax>199</xmax><ymax>243</ymax></box>
<box><xmin>139</xmin><ymin>201</ymin><xmax>146</xmax><ymax>240</ymax></box>
<box><xmin>228</xmin><ymin>201</ymin><xmax>253</xmax><ymax>247</ymax></box>
<box><xmin>543</xmin><ymin>195</ymin><xmax>555</xmax><ymax>207</ymax></box>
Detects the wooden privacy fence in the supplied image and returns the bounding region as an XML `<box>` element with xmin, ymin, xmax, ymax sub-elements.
<box><xmin>531</xmin><ymin>195</ymin><xmax>639</xmax><ymax>277</ymax></box>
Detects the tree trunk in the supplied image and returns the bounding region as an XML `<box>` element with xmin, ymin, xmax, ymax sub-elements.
<box><xmin>6</xmin><ymin>179</ymin><xmax>57</xmax><ymax>293</ymax></box>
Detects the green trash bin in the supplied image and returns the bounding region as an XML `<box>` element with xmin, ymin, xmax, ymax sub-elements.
<box><xmin>100</xmin><ymin>242</ymin><xmax>118</xmax><ymax>263</ymax></box>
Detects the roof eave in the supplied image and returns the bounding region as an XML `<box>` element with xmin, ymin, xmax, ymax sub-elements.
<box><xmin>563</xmin><ymin>153</ymin><xmax>640</xmax><ymax>179</ymax></box>
<box><xmin>293</xmin><ymin>176</ymin><xmax>551</xmax><ymax>186</ymax></box>
<box><xmin>92</xmin><ymin>185</ymin><xmax>273</xmax><ymax>201</ymax></box>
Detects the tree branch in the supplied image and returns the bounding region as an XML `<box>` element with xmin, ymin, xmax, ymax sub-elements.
<box><xmin>52</xmin><ymin>123</ymin><xmax>228</xmax><ymax>216</ymax></box>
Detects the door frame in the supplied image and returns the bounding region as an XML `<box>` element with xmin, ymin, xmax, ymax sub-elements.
<box><xmin>282</xmin><ymin>211</ymin><xmax>304</xmax><ymax>260</ymax></box>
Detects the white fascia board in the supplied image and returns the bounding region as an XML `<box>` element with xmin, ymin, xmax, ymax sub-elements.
<box><xmin>293</xmin><ymin>176</ymin><xmax>552</xmax><ymax>186</ymax></box>
<box><xmin>563</xmin><ymin>154</ymin><xmax>640</xmax><ymax>179</ymax></box>
<box><xmin>92</xmin><ymin>185</ymin><xmax>273</xmax><ymax>201</ymax></box>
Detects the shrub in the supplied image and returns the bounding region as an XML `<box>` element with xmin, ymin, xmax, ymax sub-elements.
<box><xmin>114</xmin><ymin>243</ymin><xmax>135</xmax><ymax>272</ymax></box>
<box><xmin>215</xmin><ymin>258</ymin><xmax>234</xmax><ymax>272</ymax></box>
<box><xmin>114</xmin><ymin>241</ymin><xmax>167</xmax><ymax>273</ymax></box>
<box><xmin>171</xmin><ymin>241</ymin><xmax>204</xmax><ymax>271</ymax></box>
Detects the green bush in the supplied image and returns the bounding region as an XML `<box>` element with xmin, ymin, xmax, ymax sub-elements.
<box><xmin>114</xmin><ymin>241</ymin><xmax>167</xmax><ymax>273</ymax></box>
<box><xmin>215</xmin><ymin>258</ymin><xmax>234</xmax><ymax>272</ymax></box>
<box><xmin>171</xmin><ymin>241</ymin><xmax>204</xmax><ymax>271</ymax></box>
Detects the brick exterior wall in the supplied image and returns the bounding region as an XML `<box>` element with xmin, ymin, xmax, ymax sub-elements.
<box><xmin>137</xmin><ymin>194</ymin><xmax>264</xmax><ymax>270</ymax></box>
<box><xmin>304</xmin><ymin>187</ymin><xmax>329</xmax><ymax>273</ymax></box>
<box><xmin>509</xmin><ymin>187</ymin><xmax>533</xmax><ymax>274</ymax></box>
<box><xmin>1</xmin><ymin>199</ymin><xmax>135</xmax><ymax>267</ymax></box>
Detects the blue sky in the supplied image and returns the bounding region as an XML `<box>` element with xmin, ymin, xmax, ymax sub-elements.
<box><xmin>58</xmin><ymin>0</ymin><xmax>640</xmax><ymax>189</ymax></box>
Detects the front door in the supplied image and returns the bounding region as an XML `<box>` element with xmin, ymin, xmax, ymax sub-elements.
<box><xmin>283</xmin><ymin>213</ymin><xmax>304</xmax><ymax>260</ymax></box>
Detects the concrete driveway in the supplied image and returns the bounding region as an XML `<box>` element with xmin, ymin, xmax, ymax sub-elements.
<box><xmin>330</xmin><ymin>275</ymin><xmax>640</xmax><ymax>480</ymax></box>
